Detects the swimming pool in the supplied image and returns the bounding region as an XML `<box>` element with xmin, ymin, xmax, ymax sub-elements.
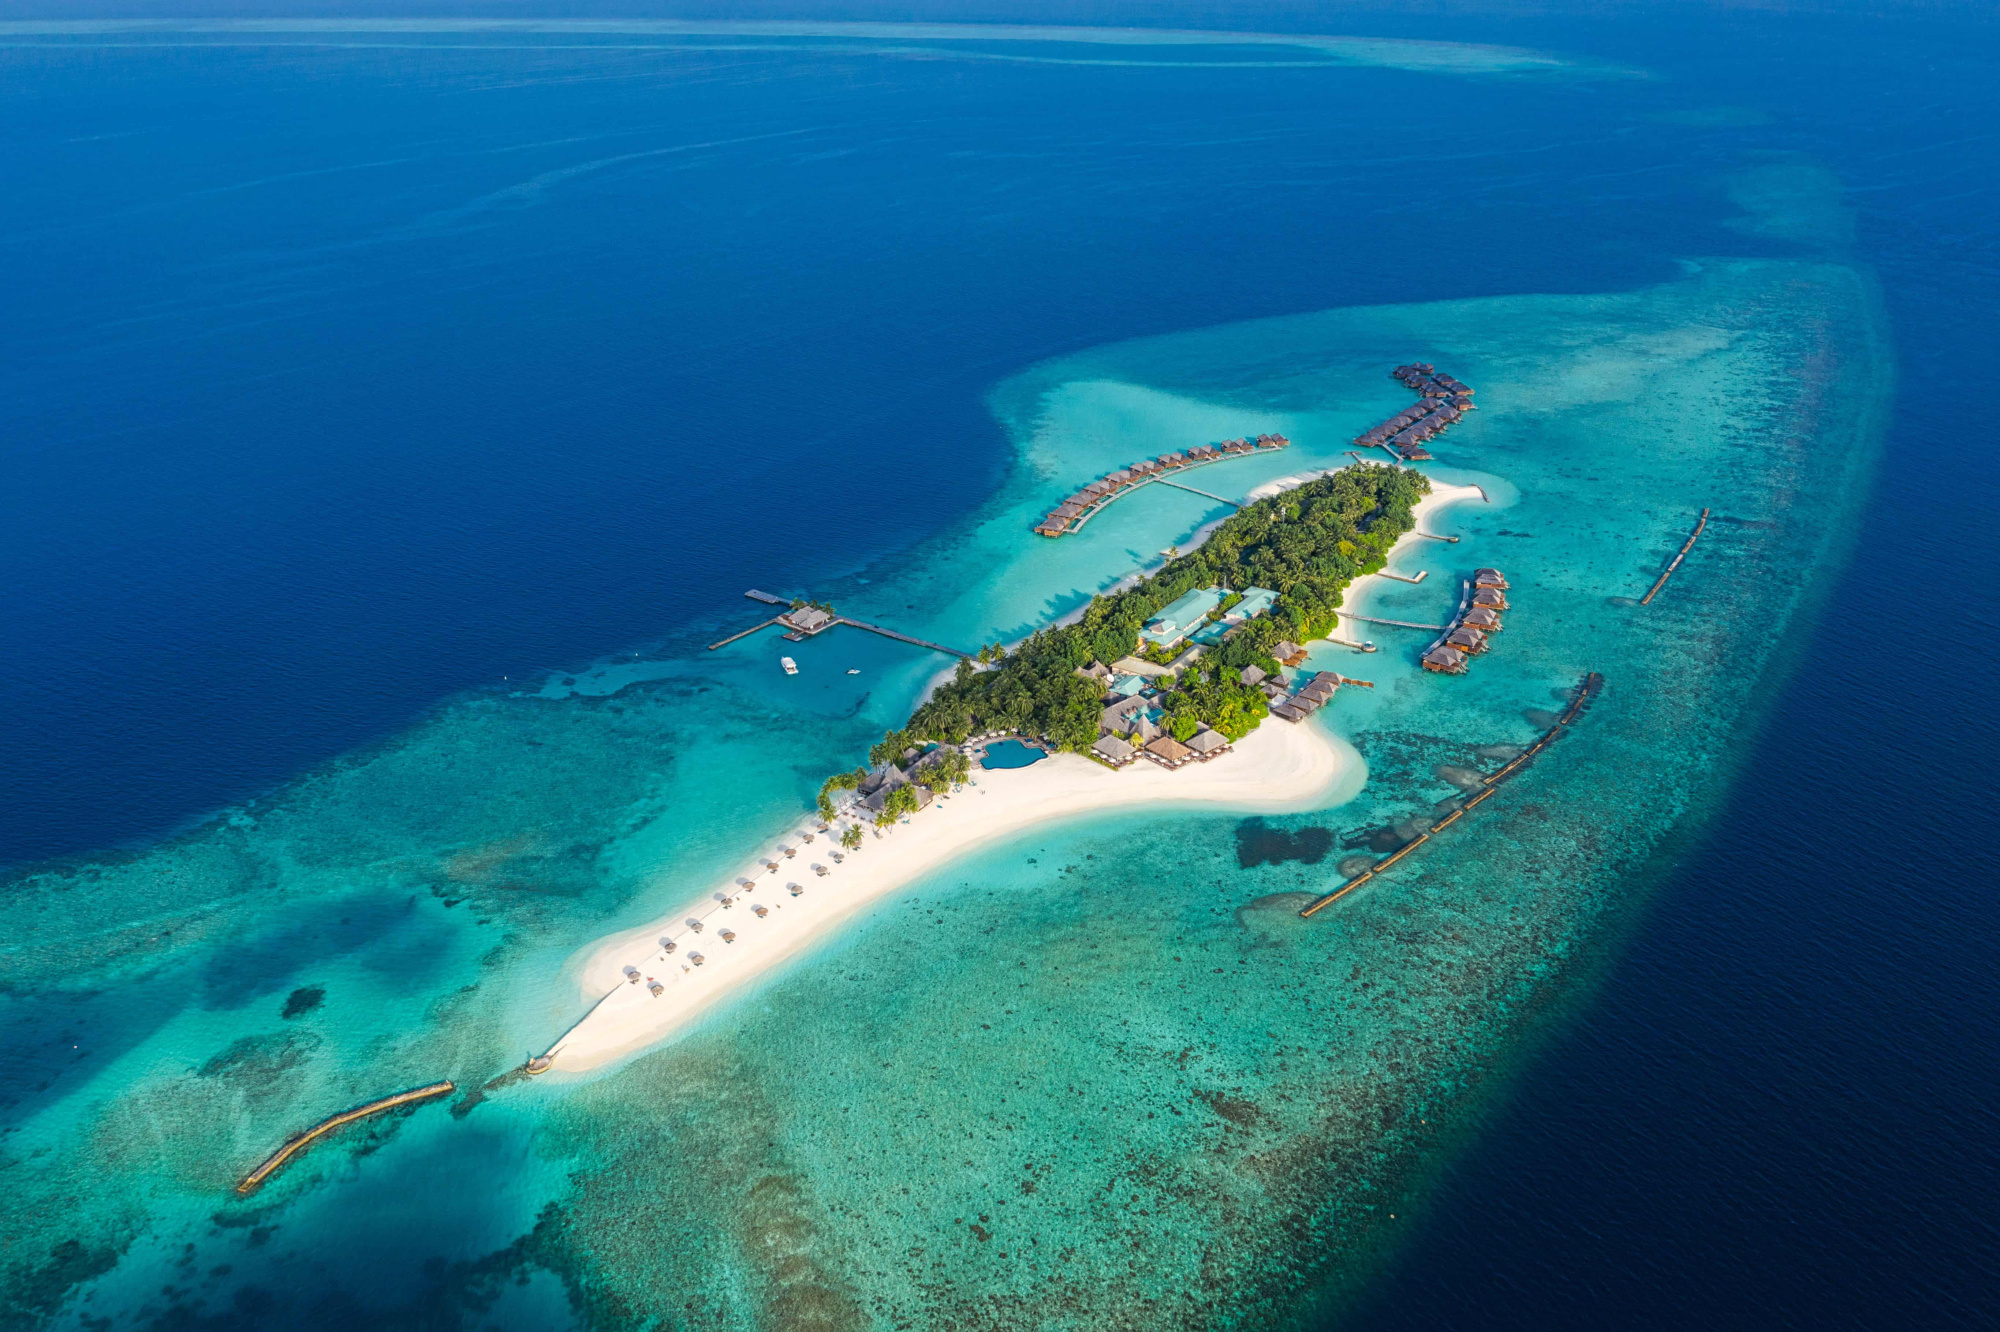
<box><xmin>979</xmin><ymin>739</ymin><xmax>1047</xmax><ymax>770</ymax></box>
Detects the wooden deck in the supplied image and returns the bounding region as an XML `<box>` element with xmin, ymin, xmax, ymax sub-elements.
<box><xmin>1640</xmin><ymin>508</ymin><xmax>1710</xmax><ymax>605</ymax></box>
<box><xmin>236</xmin><ymin>1081</ymin><xmax>456</xmax><ymax>1195</ymax></box>
<box><xmin>1299</xmin><ymin>671</ymin><xmax>1603</xmax><ymax>918</ymax></box>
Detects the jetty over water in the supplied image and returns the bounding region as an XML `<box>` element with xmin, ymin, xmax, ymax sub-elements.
<box><xmin>1353</xmin><ymin>363</ymin><xmax>1477</xmax><ymax>462</ymax></box>
<box><xmin>236</xmin><ymin>1081</ymin><xmax>455</xmax><ymax>1195</ymax></box>
<box><xmin>1299</xmin><ymin>672</ymin><xmax>1603</xmax><ymax>918</ymax></box>
<box><xmin>708</xmin><ymin>593</ymin><xmax>973</xmax><ymax>659</ymax></box>
<box><xmin>1033</xmin><ymin>433</ymin><xmax>1289</xmax><ymax>538</ymax></box>
<box><xmin>1640</xmin><ymin>508</ymin><xmax>1710</xmax><ymax>604</ymax></box>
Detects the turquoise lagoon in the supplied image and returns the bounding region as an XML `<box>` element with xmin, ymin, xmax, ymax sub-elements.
<box><xmin>0</xmin><ymin>211</ymin><xmax>1885</xmax><ymax>1328</ymax></box>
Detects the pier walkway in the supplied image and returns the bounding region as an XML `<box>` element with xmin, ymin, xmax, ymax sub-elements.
<box><xmin>1640</xmin><ymin>508</ymin><xmax>1710</xmax><ymax>605</ymax></box>
<box><xmin>833</xmin><ymin>618</ymin><xmax>972</xmax><ymax>659</ymax></box>
<box><xmin>237</xmin><ymin>1081</ymin><xmax>455</xmax><ymax>1195</ymax></box>
<box><xmin>1060</xmin><ymin>447</ymin><xmax>1273</xmax><ymax>535</ymax></box>
<box><xmin>708</xmin><ymin>596</ymin><xmax>971</xmax><ymax>659</ymax></box>
<box><xmin>1151</xmin><ymin>478</ymin><xmax>1242</xmax><ymax>507</ymax></box>
<box><xmin>1338</xmin><ymin>613</ymin><xmax>1448</xmax><ymax>632</ymax></box>
<box><xmin>1299</xmin><ymin>672</ymin><xmax>1603</xmax><ymax>918</ymax></box>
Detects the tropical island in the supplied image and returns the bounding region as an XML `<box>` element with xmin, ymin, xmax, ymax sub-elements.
<box><xmin>533</xmin><ymin>458</ymin><xmax>1461</xmax><ymax>1074</ymax></box>
<box><xmin>839</xmin><ymin>461</ymin><xmax>1429</xmax><ymax>782</ymax></box>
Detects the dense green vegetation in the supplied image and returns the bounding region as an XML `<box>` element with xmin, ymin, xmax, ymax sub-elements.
<box><xmin>841</xmin><ymin>465</ymin><xmax>1427</xmax><ymax>778</ymax></box>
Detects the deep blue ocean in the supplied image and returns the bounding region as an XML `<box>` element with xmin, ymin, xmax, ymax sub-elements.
<box><xmin>1</xmin><ymin>6</ymin><xmax>1995</xmax><ymax>1329</ymax></box>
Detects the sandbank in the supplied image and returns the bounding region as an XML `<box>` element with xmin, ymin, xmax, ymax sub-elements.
<box><xmin>542</xmin><ymin>718</ymin><xmax>1357</xmax><ymax>1073</ymax></box>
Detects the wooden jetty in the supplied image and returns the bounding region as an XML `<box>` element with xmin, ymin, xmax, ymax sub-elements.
<box><xmin>833</xmin><ymin>617</ymin><xmax>972</xmax><ymax>659</ymax></box>
<box><xmin>1299</xmin><ymin>672</ymin><xmax>1603</xmax><ymax>918</ymax></box>
<box><xmin>1378</xmin><ymin>569</ymin><xmax>1428</xmax><ymax>585</ymax></box>
<box><xmin>1640</xmin><ymin>508</ymin><xmax>1710</xmax><ymax>605</ymax></box>
<box><xmin>235</xmin><ymin>1081</ymin><xmax>456</xmax><ymax>1195</ymax></box>
<box><xmin>1152</xmin><ymin>478</ymin><xmax>1243</xmax><ymax>507</ymax></box>
<box><xmin>706</xmin><ymin>617</ymin><xmax>782</xmax><ymax>650</ymax></box>
<box><xmin>709</xmin><ymin>598</ymin><xmax>972</xmax><ymax>659</ymax></box>
<box><xmin>1413</xmin><ymin>531</ymin><xmax>1460</xmax><ymax>544</ymax></box>
<box><xmin>1339</xmin><ymin>613</ymin><xmax>1449</xmax><ymax>632</ymax></box>
<box><xmin>1036</xmin><ymin>434</ymin><xmax>1288</xmax><ymax>537</ymax></box>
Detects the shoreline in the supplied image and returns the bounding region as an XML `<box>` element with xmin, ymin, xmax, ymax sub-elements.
<box><xmin>1333</xmin><ymin>477</ymin><xmax>1487</xmax><ymax>638</ymax></box>
<box><xmin>542</xmin><ymin>718</ymin><xmax>1359</xmax><ymax>1073</ymax></box>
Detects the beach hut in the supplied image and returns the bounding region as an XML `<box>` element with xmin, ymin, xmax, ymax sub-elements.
<box><xmin>1422</xmin><ymin>646</ymin><xmax>1467</xmax><ymax>675</ymax></box>
<box><xmin>1187</xmin><ymin>729</ymin><xmax>1230</xmax><ymax>760</ymax></box>
<box><xmin>1239</xmin><ymin>664</ymin><xmax>1267</xmax><ymax>686</ymax></box>
<box><xmin>1092</xmin><ymin>734</ymin><xmax>1137</xmax><ymax>766</ymax></box>
<box><xmin>1273</xmin><ymin>639</ymin><xmax>1307</xmax><ymax>665</ymax></box>
<box><xmin>1145</xmin><ymin>735</ymin><xmax>1194</xmax><ymax>768</ymax></box>
<box><xmin>1270</xmin><ymin>701</ymin><xmax>1304</xmax><ymax>723</ymax></box>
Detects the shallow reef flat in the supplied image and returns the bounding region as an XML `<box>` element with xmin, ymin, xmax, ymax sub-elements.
<box><xmin>501</xmin><ymin>257</ymin><xmax>1887</xmax><ymax>1329</ymax></box>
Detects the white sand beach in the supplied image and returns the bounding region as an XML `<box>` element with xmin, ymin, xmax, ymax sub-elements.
<box><xmin>542</xmin><ymin>717</ymin><xmax>1359</xmax><ymax>1073</ymax></box>
<box><xmin>1335</xmin><ymin>478</ymin><xmax>1488</xmax><ymax>622</ymax></box>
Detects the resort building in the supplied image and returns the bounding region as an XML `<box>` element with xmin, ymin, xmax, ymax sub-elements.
<box><xmin>1144</xmin><ymin>735</ymin><xmax>1194</xmax><ymax>768</ymax></box>
<box><xmin>1223</xmin><ymin>586</ymin><xmax>1280</xmax><ymax>624</ymax></box>
<box><xmin>1141</xmin><ymin>587</ymin><xmax>1227</xmax><ymax>648</ymax></box>
<box><xmin>1186</xmin><ymin>728</ymin><xmax>1230</xmax><ymax>760</ymax></box>
<box><xmin>1092</xmin><ymin>734</ymin><xmax>1138</xmax><ymax>766</ymax></box>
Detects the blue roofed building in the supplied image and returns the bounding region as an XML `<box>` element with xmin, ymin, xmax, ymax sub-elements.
<box><xmin>1225</xmin><ymin>586</ymin><xmax>1280</xmax><ymax>624</ymax></box>
<box><xmin>1140</xmin><ymin>586</ymin><xmax>1226</xmax><ymax>648</ymax></box>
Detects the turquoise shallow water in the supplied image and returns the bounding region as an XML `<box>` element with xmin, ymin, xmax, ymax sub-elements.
<box><xmin>0</xmin><ymin>29</ymin><xmax>1899</xmax><ymax>1331</ymax></box>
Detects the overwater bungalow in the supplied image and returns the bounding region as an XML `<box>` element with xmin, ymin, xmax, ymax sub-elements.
<box><xmin>1254</xmin><ymin>433</ymin><xmax>1290</xmax><ymax>449</ymax></box>
<box><xmin>1157</xmin><ymin>452</ymin><xmax>1187</xmax><ymax>468</ymax></box>
<box><xmin>1474</xmin><ymin>568</ymin><xmax>1509</xmax><ymax>589</ymax></box>
<box><xmin>1472</xmin><ymin>588</ymin><xmax>1509</xmax><ymax>610</ymax></box>
<box><xmin>1445</xmin><ymin>626</ymin><xmax>1488</xmax><ymax>654</ymax></box>
<box><xmin>1271</xmin><ymin>700</ymin><xmax>1305</xmax><ymax>723</ymax></box>
<box><xmin>1463</xmin><ymin>606</ymin><xmax>1503</xmax><ymax>632</ymax></box>
<box><xmin>1422</xmin><ymin>646</ymin><xmax>1468</xmax><ymax>674</ymax></box>
<box><xmin>1273</xmin><ymin>639</ymin><xmax>1308</xmax><ymax>666</ymax></box>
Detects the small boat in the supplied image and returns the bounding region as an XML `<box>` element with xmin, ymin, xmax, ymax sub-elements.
<box><xmin>781</xmin><ymin>656</ymin><xmax>798</xmax><ymax>675</ymax></box>
<box><xmin>847</xmin><ymin>668</ymin><xmax>860</xmax><ymax>675</ymax></box>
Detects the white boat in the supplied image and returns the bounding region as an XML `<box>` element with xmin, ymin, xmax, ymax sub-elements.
<box><xmin>846</xmin><ymin>668</ymin><xmax>859</xmax><ymax>675</ymax></box>
<box><xmin>781</xmin><ymin>656</ymin><xmax>798</xmax><ymax>675</ymax></box>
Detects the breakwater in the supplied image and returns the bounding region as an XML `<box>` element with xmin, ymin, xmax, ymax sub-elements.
<box><xmin>1640</xmin><ymin>507</ymin><xmax>1710</xmax><ymax>604</ymax></box>
<box><xmin>235</xmin><ymin>1081</ymin><xmax>456</xmax><ymax>1195</ymax></box>
<box><xmin>1299</xmin><ymin>671</ymin><xmax>1603</xmax><ymax>918</ymax></box>
<box><xmin>1033</xmin><ymin>433</ymin><xmax>1288</xmax><ymax>537</ymax></box>
<box><xmin>1354</xmin><ymin>363</ymin><xmax>1476</xmax><ymax>461</ymax></box>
